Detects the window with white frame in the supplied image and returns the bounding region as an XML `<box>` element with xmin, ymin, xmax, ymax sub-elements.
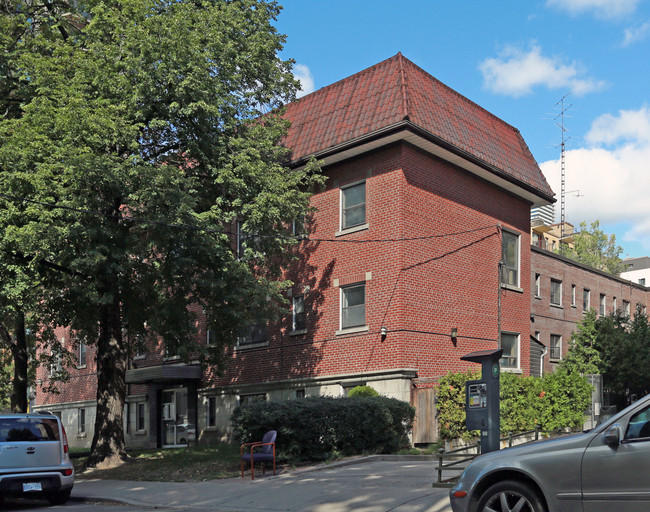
<box><xmin>136</xmin><ymin>402</ymin><xmax>146</xmax><ymax>432</ymax></box>
<box><xmin>207</xmin><ymin>397</ymin><xmax>217</xmax><ymax>427</ymax></box>
<box><xmin>500</xmin><ymin>333</ymin><xmax>519</xmax><ymax>369</ymax></box>
<box><xmin>599</xmin><ymin>294</ymin><xmax>606</xmax><ymax>315</ymax></box>
<box><xmin>571</xmin><ymin>285</ymin><xmax>576</xmax><ymax>307</ymax></box>
<box><xmin>534</xmin><ymin>274</ymin><xmax>541</xmax><ymax>297</ymax></box>
<box><xmin>340</xmin><ymin>181</ymin><xmax>366</xmax><ymax>231</ymax></box>
<box><xmin>78</xmin><ymin>341</ymin><xmax>87</xmax><ymax>367</ymax></box>
<box><xmin>501</xmin><ymin>230</ymin><xmax>520</xmax><ymax>287</ymax></box>
<box><xmin>583</xmin><ymin>289</ymin><xmax>590</xmax><ymax>311</ymax></box>
<box><xmin>78</xmin><ymin>408</ymin><xmax>86</xmax><ymax>434</ymax></box>
<box><xmin>292</xmin><ymin>295</ymin><xmax>306</xmax><ymax>332</ymax></box>
<box><xmin>550</xmin><ymin>334</ymin><xmax>562</xmax><ymax>360</ymax></box>
<box><xmin>341</xmin><ymin>283</ymin><xmax>366</xmax><ymax>330</ymax></box>
<box><xmin>624</xmin><ymin>300</ymin><xmax>631</xmax><ymax>317</ymax></box>
<box><xmin>613</xmin><ymin>296</ymin><xmax>617</xmax><ymax>312</ymax></box>
<box><xmin>550</xmin><ymin>279</ymin><xmax>562</xmax><ymax>306</ymax></box>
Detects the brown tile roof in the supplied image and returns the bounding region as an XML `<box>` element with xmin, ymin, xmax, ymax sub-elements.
<box><xmin>282</xmin><ymin>53</ymin><xmax>554</xmax><ymax>200</ymax></box>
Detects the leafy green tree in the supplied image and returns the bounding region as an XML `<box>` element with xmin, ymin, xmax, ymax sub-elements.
<box><xmin>0</xmin><ymin>0</ymin><xmax>321</xmax><ymax>467</ymax></box>
<box><xmin>592</xmin><ymin>308</ymin><xmax>650</xmax><ymax>409</ymax></box>
<box><xmin>559</xmin><ymin>309</ymin><xmax>602</xmax><ymax>376</ymax></box>
<box><xmin>562</xmin><ymin>221</ymin><xmax>624</xmax><ymax>275</ymax></box>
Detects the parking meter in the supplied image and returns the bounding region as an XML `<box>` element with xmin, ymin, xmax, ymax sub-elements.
<box><xmin>461</xmin><ymin>349</ymin><xmax>503</xmax><ymax>453</ymax></box>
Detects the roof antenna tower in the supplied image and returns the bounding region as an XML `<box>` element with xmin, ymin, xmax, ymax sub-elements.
<box><xmin>555</xmin><ymin>94</ymin><xmax>572</xmax><ymax>255</ymax></box>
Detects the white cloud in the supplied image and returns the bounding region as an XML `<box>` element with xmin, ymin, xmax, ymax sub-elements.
<box><xmin>586</xmin><ymin>105</ymin><xmax>650</xmax><ymax>145</ymax></box>
<box><xmin>293</xmin><ymin>64</ymin><xmax>315</xmax><ymax>98</ymax></box>
<box><xmin>622</xmin><ymin>21</ymin><xmax>650</xmax><ymax>46</ymax></box>
<box><xmin>540</xmin><ymin>105</ymin><xmax>650</xmax><ymax>251</ymax></box>
<box><xmin>479</xmin><ymin>44</ymin><xmax>607</xmax><ymax>97</ymax></box>
<box><xmin>546</xmin><ymin>0</ymin><xmax>639</xmax><ymax>19</ymax></box>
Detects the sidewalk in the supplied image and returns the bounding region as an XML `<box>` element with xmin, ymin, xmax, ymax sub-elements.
<box><xmin>73</xmin><ymin>456</ymin><xmax>456</xmax><ymax>512</ymax></box>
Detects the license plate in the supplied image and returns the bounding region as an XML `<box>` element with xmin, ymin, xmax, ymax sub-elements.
<box><xmin>23</xmin><ymin>482</ymin><xmax>42</xmax><ymax>492</ymax></box>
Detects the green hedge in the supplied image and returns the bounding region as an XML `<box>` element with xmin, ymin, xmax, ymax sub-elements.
<box><xmin>232</xmin><ymin>396</ymin><xmax>415</xmax><ymax>462</ymax></box>
<box><xmin>436</xmin><ymin>369</ymin><xmax>593</xmax><ymax>441</ymax></box>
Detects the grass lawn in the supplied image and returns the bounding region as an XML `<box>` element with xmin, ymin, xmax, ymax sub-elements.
<box><xmin>73</xmin><ymin>444</ymin><xmax>243</xmax><ymax>482</ymax></box>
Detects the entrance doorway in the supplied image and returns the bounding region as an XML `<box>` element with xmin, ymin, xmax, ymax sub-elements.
<box><xmin>161</xmin><ymin>388</ymin><xmax>195</xmax><ymax>447</ymax></box>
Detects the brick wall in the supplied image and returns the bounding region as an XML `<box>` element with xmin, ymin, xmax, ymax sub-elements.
<box><xmin>531</xmin><ymin>246</ymin><xmax>649</xmax><ymax>374</ymax></box>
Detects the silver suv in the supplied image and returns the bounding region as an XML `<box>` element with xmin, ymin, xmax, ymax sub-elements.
<box><xmin>0</xmin><ymin>412</ymin><xmax>74</xmax><ymax>505</ymax></box>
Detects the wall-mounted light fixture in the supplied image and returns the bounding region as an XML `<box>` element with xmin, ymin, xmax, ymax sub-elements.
<box><xmin>380</xmin><ymin>326</ymin><xmax>388</xmax><ymax>341</ymax></box>
<box><xmin>451</xmin><ymin>327</ymin><xmax>458</xmax><ymax>346</ymax></box>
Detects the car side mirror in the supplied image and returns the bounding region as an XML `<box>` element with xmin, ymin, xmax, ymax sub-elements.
<box><xmin>603</xmin><ymin>424</ymin><xmax>621</xmax><ymax>447</ymax></box>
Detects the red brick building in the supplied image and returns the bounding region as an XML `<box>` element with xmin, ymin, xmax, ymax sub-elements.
<box><xmin>34</xmin><ymin>54</ymin><xmax>647</xmax><ymax>448</ymax></box>
<box><xmin>530</xmin><ymin>246</ymin><xmax>649</xmax><ymax>376</ymax></box>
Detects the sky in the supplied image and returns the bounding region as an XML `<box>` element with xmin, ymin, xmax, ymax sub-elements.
<box><xmin>274</xmin><ymin>0</ymin><xmax>650</xmax><ymax>259</ymax></box>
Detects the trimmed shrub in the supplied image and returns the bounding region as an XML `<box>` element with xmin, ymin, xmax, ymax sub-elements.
<box><xmin>231</xmin><ymin>395</ymin><xmax>415</xmax><ymax>462</ymax></box>
<box><xmin>347</xmin><ymin>385</ymin><xmax>379</xmax><ymax>397</ymax></box>
<box><xmin>436</xmin><ymin>369</ymin><xmax>593</xmax><ymax>440</ymax></box>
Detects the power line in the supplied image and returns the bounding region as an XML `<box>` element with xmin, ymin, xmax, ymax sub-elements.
<box><xmin>0</xmin><ymin>192</ymin><xmax>498</xmax><ymax>244</ymax></box>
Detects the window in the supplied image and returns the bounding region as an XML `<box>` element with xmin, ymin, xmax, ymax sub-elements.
<box><xmin>500</xmin><ymin>333</ymin><xmax>519</xmax><ymax>369</ymax></box>
<box><xmin>78</xmin><ymin>341</ymin><xmax>87</xmax><ymax>367</ymax></box>
<box><xmin>501</xmin><ymin>230</ymin><xmax>520</xmax><ymax>287</ymax></box>
<box><xmin>583</xmin><ymin>289</ymin><xmax>590</xmax><ymax>311</ymax></box>
<box><xmin>206</xmin><ymin>312</ymin><xmax>215</xmax><ymax>346</ymax></box>
<box><xmin>341</xmin><ymin>283</ymin><xmax>366</xmax><ymax>329</ymax></box>
<box><xmin>640</xmin><ymin>278</ymin><xmax>646</xmax><ymax>286</ymax></box>
<box><xmin>239</xmin><ymin>394</ymin><xmax>266</xmax><ymax>406</ymax></box>
<box><xmin>238</xmin><ymin>318</ymin><xmax>267</xmax><ymax>347</ymax></box>
<box><xmin>340</xmin><ymin>181</ymin><xmax>366</xmax><ymax>230</ymax></box>
<box><xmin>292</xmin><ymin>295</ymin><xmax>306</xmax><ymax>332</ymax></box>
<box><xmin>624</xmin><ymin>404</ymin><xmax>650</xmax><ymax>440</ymax></box>
<box><xmin>295</xmin><ymin>389</ymin><xmax>306</xmax><ymax>399</ymax></box>
<box><xmin>550</xmin><ymin>279</ymin><xmax>562</xmax><ymax>306</ymax></box>
<box><xmin>292</xmin><ymin>216</ymin><xmax>306</xmax><ymax>238</ymax></box>
<box><xmin>550</xmin><ymin>334</ymin><xmax>562</xmax><ymax>360</ymax></box>
<box><xmin>78</xmin><ymin>408</ymin><xmax>85</xmax><ymax>434</ymax></box>
<box><xmin>207</xmin><ymin>397</ymin><xmax>217</xmax><ymax>427</ymax></box>
<box><xmin>534</xmin><ymin>274</ymin><xmax>541</xmax><ymax>297</ymax></box>
<box><xmin>49</xmin><ymin>341</ymin><xmax>63</xmax><ymax>377</ymax></box>
<box><xmin>613</xmin><ymin>297</ymin><xmax>617</xmax><ymax>312</ymax></box>
<box><xmin>599</xmin><ymin>294</ymin><xmax>606</xmax><ymax>315</ymax></box>
<box><xmin>136</xmin><ymin>403</ymin><xmax>146</xmax><ymax>432</ymax></box>
<box><xmin>624</xmin><ymin>300</ymin><xmax>631</xmax><ymax>317</ymax></box>
<box><xmin>571</xmin><ymin>285</ymin><xmax>576</xmax><ymax>307</ymax></box>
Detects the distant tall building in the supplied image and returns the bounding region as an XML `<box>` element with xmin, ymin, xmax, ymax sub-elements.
<box><xmin>531</xmin><ymin>204</ymin><xmax>555</xmax><ymax>226</ymax></box>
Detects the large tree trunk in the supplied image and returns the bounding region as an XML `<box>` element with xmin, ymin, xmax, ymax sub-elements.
<box><xmin>88</xmin><ymin>287</ymin><xmax>128</xmax><ymax>468</ymax></box>
<box><xmin>11</xmin><ymin>311</ymin><xmax>28</xmax><ymax>413</ymax></box>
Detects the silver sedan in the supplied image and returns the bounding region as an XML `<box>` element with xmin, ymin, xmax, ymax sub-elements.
<box><xmin>449</xmin><ymin>392</ymin><xmax>650</xmax><ymax>512</ymax></box>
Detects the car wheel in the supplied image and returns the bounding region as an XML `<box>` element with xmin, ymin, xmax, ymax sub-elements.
<box><xmin>180</xmin><ymin>438</ymin><xmax>187</xmax><ymax>445</ymax></box>
<box><xmin>47</xmin><ymin>489</ymin><xmax>71</xmax><ymax>506</ymax></box>
<box><xmin>477</xmin><ymin>480</ymin><xmax>546</xmax><ymax>512</ymax></box>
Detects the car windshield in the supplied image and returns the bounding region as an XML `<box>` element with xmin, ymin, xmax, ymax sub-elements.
<box><xmin>0</xmin><ymin>418</ymin><xmax>60</xmax><ymax>442</ymax></box>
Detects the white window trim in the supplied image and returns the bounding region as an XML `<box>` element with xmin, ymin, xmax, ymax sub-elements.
<box><xmin>550</xmin><ymin>279</ymin><xmax>563</xmax><ymax>307</ymax></box>
<box><xmin>337</xmin><ymin>282</ymin><xmax>368</xmax><ymax>334</ymax></box>
<box><xmin>571</xmin><ymin>285</ymin><xmax>576</xmax><ymax>307</ymax></box>
<box><xmin>534</xmin><ymin>274</ymin><xmax>541</xmax><ymax>298</ymax></box>
<box><xmin>291</xmin><ymin>295</ymin><xmax>306</xmax><ymax>334</ymax></box>
<box><xmin>550</xmin><ymin>334</ymin><xmax>562</xmax><ymax>361</ymax></box>
<box><xmin>500</xmin><ymin>332</ymin><xmax>521</xmax><ymax>372</ymax></box>
<box><xmin>500</xmin><ymin>229</ymin><xmax>521</xmax><ymax>290</ymax></box>
<box><xmin>337</xmin><ymin>180</ymin><xmax>368</xmax><ymax>236</ymax></box>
